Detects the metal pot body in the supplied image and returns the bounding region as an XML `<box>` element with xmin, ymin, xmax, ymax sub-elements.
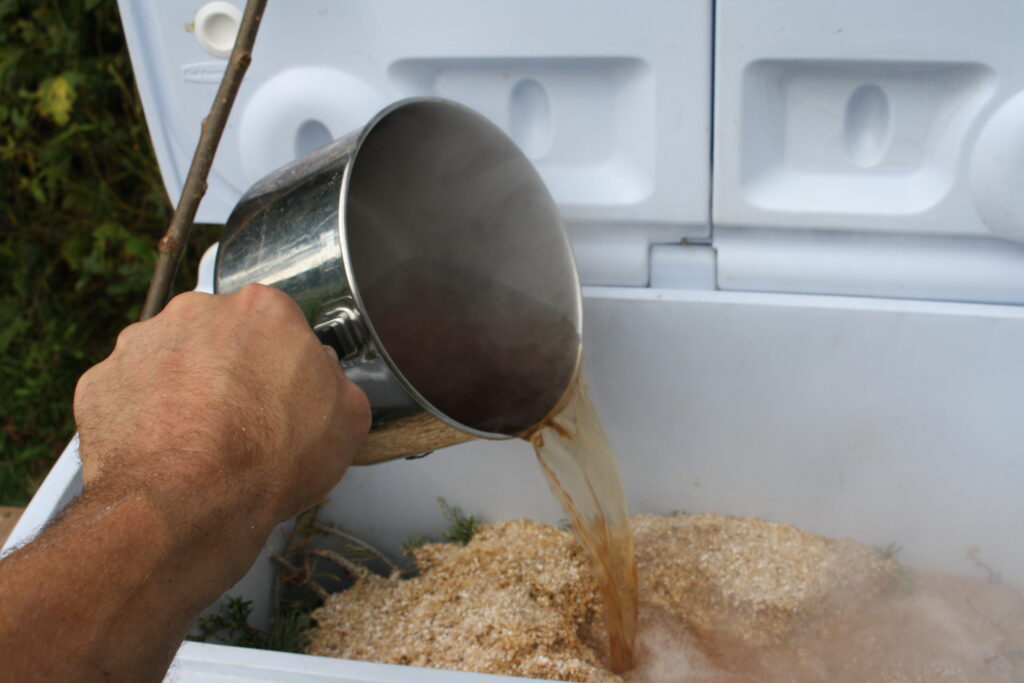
<box><xmin>215</xmin><ymin>99</ymin><xmax>581</xmax><ymax>464</ymax></box>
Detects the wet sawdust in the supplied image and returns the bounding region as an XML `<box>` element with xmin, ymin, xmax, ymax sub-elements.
<box><xmin>306</xmin><ymin>514</ymin><xmax>1024</xmax><ymax>682</ymax></box>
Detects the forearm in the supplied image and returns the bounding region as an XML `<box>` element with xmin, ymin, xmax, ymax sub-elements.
<box><xmin>0</xmin><ymin>477</ymin><xmax>270</xmax><ymax>682</ymax></box>
<box><xmin>0</xmin><ymin>286</ymin><xmax>368</xmax><ymax>681</ymax></box>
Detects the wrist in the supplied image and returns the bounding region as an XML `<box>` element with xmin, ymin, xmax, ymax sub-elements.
<box><xmin>0</xmin><ymin>479</ymin><xmax>267</xmax><ymax>682</ymax></box>
<box><xmin>82</xmin><ymin>445</ymin><xmax>278</xmax><ymax>599</ymax></box>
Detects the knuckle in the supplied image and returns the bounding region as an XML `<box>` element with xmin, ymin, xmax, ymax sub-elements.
<box><xmin>72</xmin><ymin>371</ymin><xmax>91</xmax><ymax>406</ymax></box>
<box><xmin>114</xmin><ymin>322</ymin><xmax>141</xmax><ymax>350</ymax></box>
<box><xmin>342</xmin><ymin>380</ymin><xmax>372</xmax><ymax>435</ymax></box>
<box><xmin>236</xmin><ymin>282</ymin><xmax>276</xmax><ymax>303</ymax></box>
<box><xmin>235</xmin><ymin>283</ymin><xmax>301</xmax><ymax>317</ymax></box>
<box><xmin>73</xmin><ymin>364</ymin><xmax>101</xmax><ymax>413</ymax></box>
<box><xmin>164</xmin><ymin>290</ymin><xmax>209</xmax><ymax>314</ymax></box>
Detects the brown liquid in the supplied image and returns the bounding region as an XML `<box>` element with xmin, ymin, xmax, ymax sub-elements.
<box><xmin>525</xmin><ymin>373</ymin><xmax>638</xmax><ymax>672</ymax></box>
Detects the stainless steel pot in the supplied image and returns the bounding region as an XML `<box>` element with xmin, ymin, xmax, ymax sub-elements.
<box><xmin>215</xmin><ymin>98</ymin><xmax>582</xmax><ymax>464</ymax></box>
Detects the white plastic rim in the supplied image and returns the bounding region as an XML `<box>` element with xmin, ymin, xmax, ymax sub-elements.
<box><xmin>193</xmin><ymin>1</ymin><xmax>242</xmax><ymax>58</ymax></box>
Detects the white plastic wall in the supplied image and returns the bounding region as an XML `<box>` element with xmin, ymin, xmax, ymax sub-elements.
<box><xmin>117</xmin><ymin>0</ymin><xmax>712</xmax><ymax>286</ymax></box>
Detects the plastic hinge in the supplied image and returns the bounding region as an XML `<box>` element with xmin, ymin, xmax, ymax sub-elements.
<box><xmin>649</xmin><ymin>244</ymin><xmax>718</xmax><ymax>290</ymax></box>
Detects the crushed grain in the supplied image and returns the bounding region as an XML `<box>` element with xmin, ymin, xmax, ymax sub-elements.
<box><xmin>308</xmin><ymin>519</ymin><xmax>616</xmax><ymax>682</ymax></box>
<box><xmin>632</xmin><ymin>512</ymin><xmax>892</xmax><ymax>647</ymax></box>
<box><xmin>307</xmin><ymin>514</ymin><xmax>1024</xmax><ymax>682</ymax></box>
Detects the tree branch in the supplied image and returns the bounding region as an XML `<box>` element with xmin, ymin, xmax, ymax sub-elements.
<box><xmin>308</xmin><ymin>549</ymin><xmax>372</xmax><ymax>582</ymax></box>
<box><xmin>139</xmin><ymin>0</ymin><xmax>268</xmax><ymax>321</ymax></box>
<box><xmin>312</xmin><ymin>523</ymin><xmax>404</xmax><ymax>577</ymax></box>
<box><xmin>270</xmin><ymin>550</ymin><xmax>331</xmax><ymax>602</ymax></box>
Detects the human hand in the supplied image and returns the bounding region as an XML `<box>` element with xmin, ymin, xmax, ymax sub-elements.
<box><xmin>0</xmin><ymin>284</ymin><xmax>370</xmax><ymax>682</ymax></box>
<box><xmin>73</xmin><ymin>283</ymin><xmax>370</xmax><ymax>542</ymax></box>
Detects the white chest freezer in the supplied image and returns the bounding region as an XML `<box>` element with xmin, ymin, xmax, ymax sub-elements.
<box><xmin>6</xmin><ymin>1</ymin><xmax>1024</xmax><ymax>680</ymax></box>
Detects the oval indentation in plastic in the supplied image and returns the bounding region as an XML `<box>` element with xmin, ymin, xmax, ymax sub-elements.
<box><xmin>844</xmin><ymin>84</ymin><xmax>890</xmax><ymax>168</ymax></box>
<box><xmin>294</xmin><ymin>119</ymin><xmax>333</xmax><ymax>158</ymax></box>
<box><xmin>508</xmin><ymin>79</ymin><xmax>552</xmax><ymax>159</ymax></box>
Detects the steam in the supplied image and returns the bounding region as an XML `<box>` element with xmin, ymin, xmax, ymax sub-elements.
<box><xmin>346</xmin><ymin>101</ymin><xmax>580</xmax><ymax>435</ymax></box>
<box><xmin>622</xmin><ymin>607</ymin><xmax>730</xmax><ymax>682</ymax></box>
<box><xmin>615</xmin><ymin>561</ymin><xmax>1024</xmax><ymax>683</ymax></box>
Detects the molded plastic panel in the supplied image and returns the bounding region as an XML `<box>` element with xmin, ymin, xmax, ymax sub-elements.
<box><xmin>737</xmin><ymin>61</ymin><xmax>994</xmax><ymax>218</ymax></box>
<box><xmin>117</xmin><ymin>0</ymin><xmax>712</xmax><ymax>260</ymax></box>
<box><xmin>714</xmin><ymin>0</ymin><xmax>1024</xmax><ymax>239</ymax></box>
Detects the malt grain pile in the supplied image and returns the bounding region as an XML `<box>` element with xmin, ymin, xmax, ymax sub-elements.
<box><xmin>631</xmin><ymin>513</ymin><xmax>892</xmax><ymax>647</ymax></box>
<box><xmin>308</xmin><ymin>519</ymin><xmax>613</xmax><ymax>682</ymax></box>
<box><xmin>307</xmin><ymin>514</ymin><xmax>1024</xmax><ymax>682</ymax></box>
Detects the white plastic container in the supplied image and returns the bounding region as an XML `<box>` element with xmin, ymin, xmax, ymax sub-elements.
<box><xmin>7</xmin><ymin>0</ymin><xmax>1024</xmax><ymax>680</ymax></box>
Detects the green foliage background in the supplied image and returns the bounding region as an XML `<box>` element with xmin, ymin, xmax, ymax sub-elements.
<box><xmin>0</xmin><ymin>0</ymin><xmax>216</xmax><ymax>504</ymax></box>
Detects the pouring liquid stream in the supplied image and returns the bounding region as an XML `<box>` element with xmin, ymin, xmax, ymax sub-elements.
<box><xmin>525</xmin><ymin>372</ymin><xmax>638</xmax><ymax>673</ymax></box>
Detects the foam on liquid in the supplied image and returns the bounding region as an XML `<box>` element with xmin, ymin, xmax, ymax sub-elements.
<box><xmin>525</xmin><ymin>373</ymin><xmax>638</xmax><ymax>672</ymax></box>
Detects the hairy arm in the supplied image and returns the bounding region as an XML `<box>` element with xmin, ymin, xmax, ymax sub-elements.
<box><xmin>0</xmin><ymin>284</ymin><xmax>370</xmax><ymax>681</ymax></box>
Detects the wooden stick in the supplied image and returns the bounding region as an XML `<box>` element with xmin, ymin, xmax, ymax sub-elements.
<box><xmin>312</xmin><ymin>523</ymin><xmax>404</xmax><ymax>577</ymax></box>
<box><xmin>139</xmin><ymin>0</ymin><xmax>269</xmax><ymax>321</ymax></box>
<box><xmin>309</xmin><ymin>549</ymin><xmax>372</xmax><ymax>581</ymax></box>
<box><xmin>270</xmin><ymin>550</ymin><xmax>331</xmax><ymax>602</ymax></box>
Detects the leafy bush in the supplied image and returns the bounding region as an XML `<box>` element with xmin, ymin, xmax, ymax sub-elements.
<box><xmin>439</xmin><ymin>497</ymin><xmax>480</xmax><ymax>544</ymax></box>
<box><xmin>191</xmin><ymin>595</ymin><xmax>312</xmax><ymax>654</ymax></box>
<box><xmin>0</xmin><ymin>0</ymin><xmax>216</xmax><ymax>503</ymax></box>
